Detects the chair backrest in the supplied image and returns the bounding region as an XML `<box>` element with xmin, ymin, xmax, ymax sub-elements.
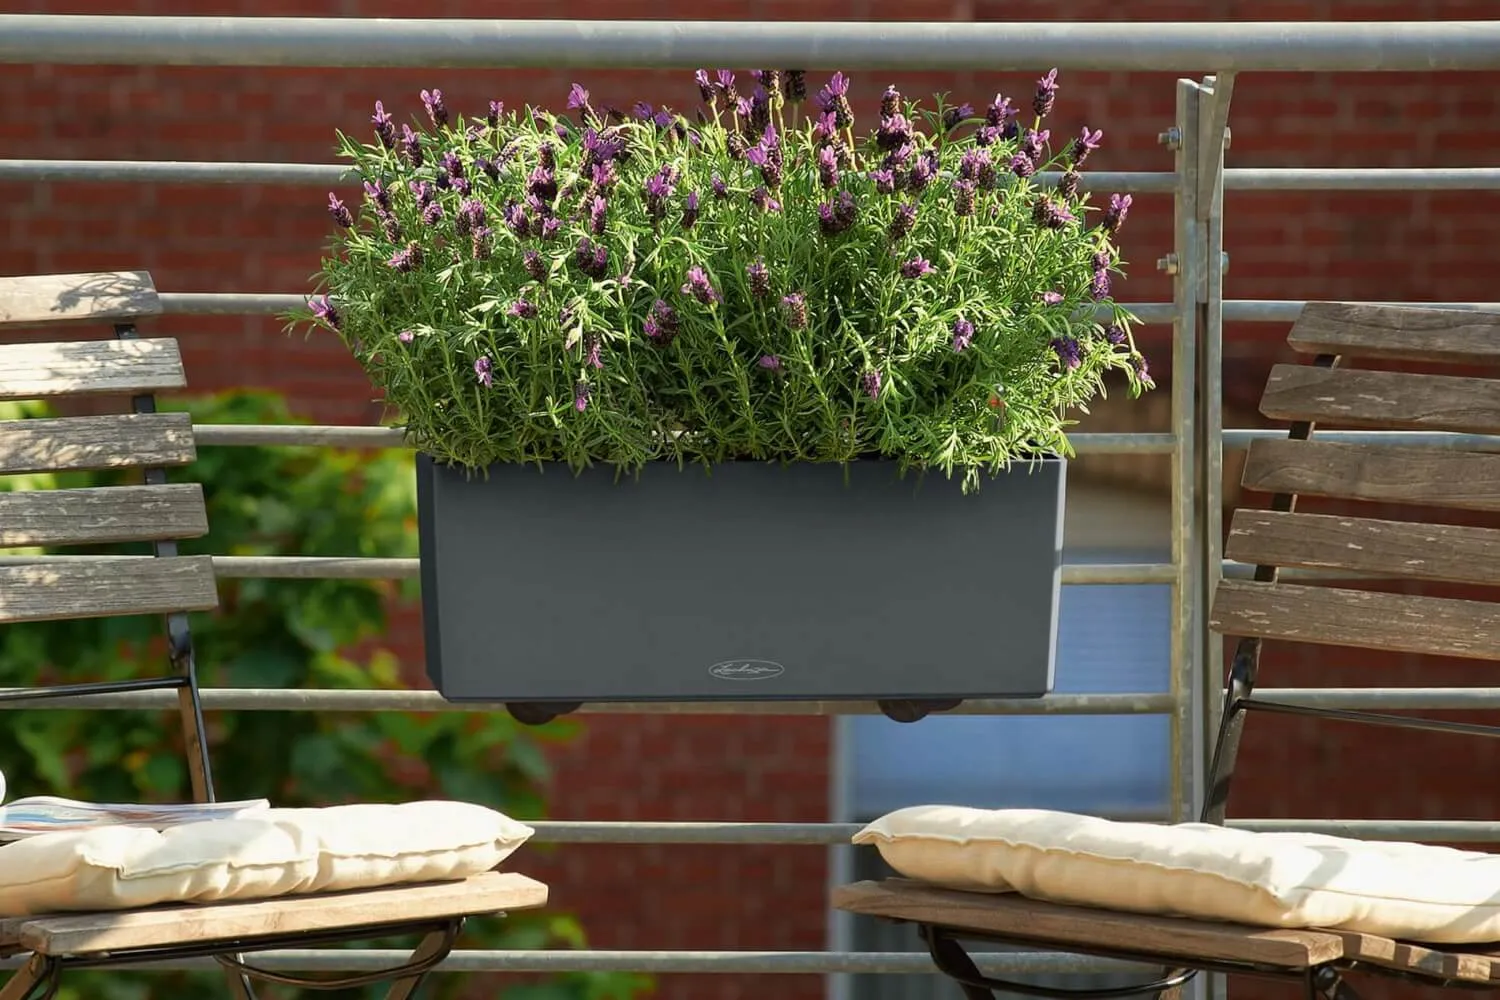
<box><xmin>0</xmin><ymin>270</ymin><xmax>219</xmax><ymax>802</ymax></box>
<box><xmin>1203</xmin><ymin>301</ymin><xmax>1500</xmax><ymax>821</ymax></box>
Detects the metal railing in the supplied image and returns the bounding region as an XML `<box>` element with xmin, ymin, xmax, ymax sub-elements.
<box><xmin>2</xmin><ymin>15</ymin><xmax>1499</xmax><ymax>996</ymax></box>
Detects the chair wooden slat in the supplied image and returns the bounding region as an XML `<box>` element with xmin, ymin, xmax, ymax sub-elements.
<box><xmin>1261</xmin><ymin>365</ymin><xmax>1500</xmax><ymax>436</ymax></box>
<box><xmin>0</xmin><ymin>272</ymin><xmax>160</xmax><ymax>330</ymax></box>
<box><xmin>1209</xmin><ymin>579</ymin><xmax>1500</xmax><ymax>660</ymax></box>
<box><xmin>1288</xmin><ymin>303</ymin><xmax>1500</xmax><ymax>364</ymax></box>
<box><xmin>0</xmin><ymin>339</ymin><xmax>185</xmax><ymax>401</ymax></box>
<box><xmin>0</xmin><ymin>556</ymin><xmax>218</xmax><ymax>624</ymax></box>
<box><xmin>1331</xmin><ymin>931</ymin><xmax>1494</xmax><ymax>984</ymax></box>
<box><xmin>0</xmin><ymin>413</ymin><xmax>196</xmax><ymax>475</ymax></box>
<box><xmin>1242</xmin><ymin>439</ymin><xmax>1500</xmax><ymax>512</ymax></box>
<box><xmin>831</xmin><ymin>880</ymin><xmax>1344</xmax><ymax>968</ymax></box>
<box><xmin>1226</xmin><ymin>509</ymin><xmax>1500</xmax><ymax>587</ymax></box>
<box><xmin>13</xmin><ymin>872</ymin><xmax>547</xmax><ymax>955</ymax></box>
<box><xmin>0</xmin><ymin>484</ymin><xmax>208</xmax><ymax>548</ymax></box>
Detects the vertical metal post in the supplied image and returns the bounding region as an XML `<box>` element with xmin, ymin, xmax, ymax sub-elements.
<box><xmin>1167</xmin><ymin>80</ymin><xmax>1201</xmax><ymax>829</ymax></box>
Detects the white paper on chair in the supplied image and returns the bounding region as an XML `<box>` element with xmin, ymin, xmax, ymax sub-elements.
<box><xmin>0</xmin><ymin>769</ymin><xmax>270</xmax><ymax>841</ymax></box>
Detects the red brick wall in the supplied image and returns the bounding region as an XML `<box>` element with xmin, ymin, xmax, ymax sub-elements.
<box><xmin>2</xmin><ymin>3</ymin><xmax>1497</xmax><ymax>999</ymax></box>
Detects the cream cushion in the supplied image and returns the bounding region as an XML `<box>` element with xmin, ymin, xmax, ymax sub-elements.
<box><xmin>0</xmin><ymin>800</ymin><xmax>533</xmax><ymax>917</ymax></box>
<box><xmin>855</xmin><ymin>805</ymin><xmax>1500</xmax><ymax>944</ymax></box>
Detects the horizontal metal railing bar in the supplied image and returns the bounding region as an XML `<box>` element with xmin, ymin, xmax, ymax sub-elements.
<box><xmin>190</xmin><ymin>424</ymin><xmax>1180</xmax><ymax>455</ymax></box>
<box><xmin>0</xmin><ymin>949</ymin><xmax>1141</xmax><ymax>975</ymax></box>
<box><xmin>0</xmin><ymin>687</ymin><xmax>1176</xmax><ymax>715</ymax></box>
<box><xmin>2</xmin><ymin>16</ymin><xmax>1498</xmax><ymax>71</ymax></box>
<box><xmin>151</xmin><ymin>293</ymin><xmax>1500</xmax><ymax>324</ymax></box>
<box><xmin>1232</xmin><ymin>820</ymin><xmax>1500</xmax><ymax>842</ymax></box>
<box><xmin>0</xmin><ymin>554</ymin><xmax>1177</xmax><ymax>585</ymax></box>
<box><xmin>8</xmin><ymin>160</ymin><xmax>1500</xmax><ymax>193</ymax></box>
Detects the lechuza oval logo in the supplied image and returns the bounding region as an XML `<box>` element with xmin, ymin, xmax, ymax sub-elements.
<box><xmin>709</xmin><ymin>659</ymin><xmax>786</xmax><ymax>681</ymax></box>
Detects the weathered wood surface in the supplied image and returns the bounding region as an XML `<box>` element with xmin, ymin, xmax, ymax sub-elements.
<box><xmin>0</xmin><ymin>556</ymin><xmax>218</xmax><ymax>625</ymax></box>
<box><xmin>830</xmin><ymin>880</ymin><xmax>1343</xmax><ymax>968</ymax></box>
<box><xmin>1288</xmin><ymin>303</ymin><xmax>1500</xmax><ymax>364</ymax></box>
<box><xmin>1331</xmin><ymin>930</ymin><xmax>1494</xmax><ymax>984</ymax></box>
<box><xmin>1226</xmin><ymin>509</ymin><xmax>1500</xmax><ymax>587</ymax></box>
<box><xmin>16</xmin><ymin>872</ymin><xmax>548</xmax><ymax>955</ymax></box>
<box><xmin>1242</xmin><ymin>439</ymin><xmax>1500</xmax><ymax>512</ymax></box>
<box><xmin>0</xmin><ymin>484</ymin><xmax>208</xmax><ymax>548</ymax></box>
<box><xmin>1261</xmin><ymin>365</ymin><xmax>1500</xmax><ymax>436</ymax></box>
<box><xmin>0</xmin><ymin>413</ymin><xmax>196</xmax><ymax>475</ymax></box>
<box><xmin>0</xmin><ymin>338</ymin><xmax>185</xmax><ymax>401</ymax></box>
<box><xmin>1209</xmin><ymin>579</ymin><xmax>1500</xmax><ymax>660</ymax></box>
<box><xmin>0</xmin><ymin>271</ymin><xmax>160</xmax><ymax>330</ymax></box>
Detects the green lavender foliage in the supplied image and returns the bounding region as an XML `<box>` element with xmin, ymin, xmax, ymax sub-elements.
<box><xmin>296</xmin><ymin>70</ymin><xmax>1151</xmax><ymax>492</ymax></box>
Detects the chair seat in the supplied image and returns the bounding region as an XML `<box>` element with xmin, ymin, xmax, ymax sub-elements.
<box><xmin>833</xmin><ymin>879</ymin><xmax>1500</xmax><ymax>985</ymax></box>
<box><xmin>0</xmin><ymin>871</ymin><xmax>546</xmax><ymax>958</ymax></box>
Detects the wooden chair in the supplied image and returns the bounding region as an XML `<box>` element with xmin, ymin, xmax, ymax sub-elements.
<box><xmin>834</xmin><ymin>302</ymin><xmax>1500</xmax><ymax>1000</ymax></box>
<box><xmin>0</xmin><ymin>272</ymin><xmax>547</xmax><ymax>1000</ymax></box>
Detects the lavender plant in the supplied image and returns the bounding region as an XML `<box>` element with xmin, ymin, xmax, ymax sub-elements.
<box><xmin>297</xmin><ymin>69</ymin><xmax>1151</xmax><ymax>492</ymax></box>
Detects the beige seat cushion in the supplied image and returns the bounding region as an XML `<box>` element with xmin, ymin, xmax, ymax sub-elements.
<box><xmin>0</xmin><ymin>800</ymin><xmax>533</xmax><ymax>917</ymax></box>
<box><xmin>855</xmin><ymin>805</ymin><xmax>1500</xmax><ymax>944</ymax></box>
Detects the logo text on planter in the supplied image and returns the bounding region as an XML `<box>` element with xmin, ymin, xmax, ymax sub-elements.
<box><xmin>709</xmin><ymin>660</ymin><xmax>786</xmax><ymax>681</ymax></box>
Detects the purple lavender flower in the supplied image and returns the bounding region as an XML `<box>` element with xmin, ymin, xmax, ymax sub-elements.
<box><xmin>441</xmin><ymin>151</ymin><xmax>465</xmax><ymax>180</ymax></box>
<box><xmin>644</xmin><ymin>165</ymin><xmax>677</xmax><ymax>221</ymax></box>
<box><xmin>861</xmin><ymin>369</ymin><xmax>883</xmax><ymax>400</ymax></box>
<box><xmin>1058</xmin><ymin>170</ymin><xmax>1081</xmax><ymax>199</ymax></box>
<box><xmin>1131</xmin><ymin>353</ymin><xmax>1154</xmax><ymax>386</ymax></box>
<box><xmin>785</xmin><ymin>70</ymin><xmax>807</xmax><ymax>102</ymax></box>
<box><xmin>711</xmin><ymin>173</ymin><xmax>729</xmax><ymax>200</ymax></box>
<box><xmin>818</xmin><ymin>191</ymin><xmax>857</xmax><ymax>236</ymax></box>
<box><xmin>876</xmin><ymin>113</ymin><xmax>912</xmax><ymax>152</ymax></box>
<box><xmin>1090</xmin><ymin>267</ymin><xmax>1111</xmax><ymax>300</ymax></box>
<box><xmin>371</xmin><ymin>101</ymin><xmax>395</xmax><ymax>148</ymax></box>
<box><xmin>694</xmin><ymin>69</ymin><xmax>715</xmax><ymax>103</ymax></box>
<box><xmin>900</xmin><ymin>256</ymin><xmax>935</xmax><ymax>279</ymax></box>
<box><xmin>582</xmin><ymin>128</ymin><xmax>625</xmax><ymax>166</ymax></box>
<box><xmin>1051</xmin><ymin>337</ymin><xmax>1082</xmax><ymax>370</ymax></box>
<box><xmin>813</xmin><ymin>146</ymin><xmax>840</xmax><ymax>190</ymax></box>
<box><xmin>986</xmin><ymin>93</ymin><xmax>1015</xmax><ymax>128</ymax></box>
<box><xmin>1022</xmin><ymin>128</ymin><xmax>1050</xmax><ymax>166</ymax></box>
<box><xmin>527</xmin><ymin>166</ymin><xmax>558</xmax><ymax>203</ymax></box>
<box><xmin>887</xmin><ymin>201</ymin><xmax>917</xmax><ymax>242</ymax></box>
<box><xmin>633</xmin><ymin>101</ymin><xmax>655</xmax><ymax>121</ymax></box>
<box><xmin>591</xmin><ymin>160</ymin><xmax>619</xmax><ymax>192</ymax></box>
<box><xmin>452</xmin><ymin>177</ymin><xmax>471</xmax><ymax>196</ymax></box>
<box><xmin>907</xmin><ymin>151</ymin><xmax>938</xmax><ymax>193</ymax></box>
<box><xmin>363</xmin><ymin>180</ymin><xmax>391</xmax><ymax>213</ymax></box>
<box><xmin>508</xmin><ymin>296</ymin><xmax>539</xmax><ymax>319</ymax></box>
<box><xmin>1103</xmin><ymin>193</ymin><xmax>1132</xmax><ymax>235</ymax></box>
<box><xmin>573</xmin><ymin>379</ymin><xmax>591</xmax><ymax>412</ymax></box>
<box><xmin>1069</xmin><ymin>127</ymin><xmax>1103</xmax><ymax>167</ymax></box>
<box><xmin>474</xmin><ymin>354</ymin><xmax>493</xmax><ymax>387</ymax></box>
<box><xmin>681</xmin><ymin>266</ymin><xmax>721</xmax><ymax>305</ymax></box>
<box><xmin>645</xmin><ymin>299</ymin><xmax>680</xmax><ymax>345</ymax></box>
<box><xmin>459</xmin><ymin>199</ymin><xmax>486</xmax><ymax>234</ymax></box>
<box><xmin>951</xmin><ymin>317</ymin><xmax>975</xmax><ymax>352</ymax></box>
<box><xmin>681</xmin><ymin>190</ymin><xmax>700</xmax><ymax>230</ymax></box>
<box><xmin>781</xmin><ymin>292</ymin><xmax>807</xmax><ymax>329</ymax></box>
<box><xmin>567</xmin><ymin>82</ymin><xmax>595</xmax><ymax>122</ymax></box>
<box><xmin>471</xmin><ymin>225</ymin><xmax>492</xmax><ymax>260</ymax></box>
<box><xmin>585</xmin><ymin>333</ymin><xmax>604</xmax><ymax>370</ymax></box>
<box><xmin>880</xmin><ymin>84</ymin><xmax>902</xmax><ymax>120</ymax></box>
<box><xmin>381</xmin><ymin>215</ymin><xmax>403</xmax><ymax>242</ymax></box>
<box><xmin>309</xmin><ymin>294</ymin><xmax>340</xmax><ymax>330</ymax></box>
<box><xmin>1033</xmin><ymin>68</ymin><xmax>1059</xmax><ymax>119</ymax></box>
<box><xmin>811</xmin><ymin>111</ymin><xmax>838</xmax><ymax>145</ymax></box>
<box><xmin>747</xmin><ymin>259</ymin><xmax>771</xmax><ymax>299</ymax></box>
<box><xmin>399</xmin><ymin>125</ymin><xmax>423</xmax><ymax>167</ymax></box>
<box><xmin>749</xmin><ymin>186</ymin><xmax>782</xmax><ymax>213</ymax></box>
<box><xmin>943</xmin><ymin>102</ymin><xmax>974</xmax><ymax>132</ymax></box>
<box><xmin>468</xmin><ymin>156</ymin><xmax>495</xmax><ymax>183</ymax></box>
<box><xmin>326</xmin><ymin>192</ymin><xmax>353</xmax><ymax>228</ymax></box>
<box><xmin>1042</xmin><ymin>290</ymin><xmax>1065</xmax><ymax>306</ymax></box>
<box><xmin>388</xmin><ymin>242</ymin><xmax>423</xmax><ymax>272</ymax></box>
<box><xmin>748</xmin><ymin>87</ymin><xmax>771</xmax><ymax>132</ymax></box>
<box><xmin>406</xmin><ymin>180</ymin><xmax>431</xmax><ymax>205</ymax></box>
<box><xmin>588</xmin><ymin>241</ymin><xmax>610</xmax><ymax>278</ymax></box>
<box><xmin>881</xmin><ymin>142</ymin><xmax>914</xmax><ymax>174</ymax></box>
<box><xmin>1010</xmin><ymin>152</ymin><xmax>1035</xmax><ymax>178</ymax></box>
<box><xmin>1032</xmin><ymin>196</ymin><xmax>1076</xmax><ymax>230</ymax></box>
<box><xmin>523</xmin><ymin>248</ymin><xmax>546</xmax><ymax>282</ymax></box>
<box><xmin>486</xmin><ymin>99</ymin><xmax>504</xmax><ymax>128</ymax></box>
<box><xmin>869</xmin><ymin>168</ymin><xmax>896</xmax><ymax>195</ymax></box>
<box><xmin>758</xmin><ymin>354</ymin><xmax>783</xmax><ymax>371</ymax></box>
<box><xmin>815</xmin><ymin>72</ymin><xmax>853</xmax><ymax>128</ymax></box>
<box><xmin>540</xmin><ymin>216</ymin><xmax>561</xmax><ymax>240</ymax></box>
<box><xmin>954</xmin><ymin>179</ymin><xmax>977</xmax><ymax>217</ymax></box>
<box><xmin>397</xmin><ymin>329</ymin><xmax>415</xmax><ymax>344</ymax></box>
<box><xmin>1105</xmin><ymin>323</ymin><xmax>1128</xmax><ymax>346</ymax></box>
<box><xmin>745</xmin><ymin>142</ymin><xmax>780</xmax><ymax>189</ymax></box>
<box><xmin>433</xmin><ymin>172</ymin><xmax>452</xmax><ymax>192</ymax></box>
<box><xmin>421</xmin><ymin>201</ymin><xmax>443</xmax><ymax>227</ymax></box>
<box><xmin>503</xmin><ymin>201</ymin><xmax>531</xmax><ymax>238</ymax></box>
<box><xmin>974</xmin><ymin>125</ymin><xmax>1002</xmax><ymax>147</ymax></box>
<box><xmin>421</xmin><ymin>88</ymin><xmax>449</xmax><ymax>128</ymax></box>
<box><xmin>588</xmin><ymin>195</ymin><xmax>608</xmax><ymax>235</ymax></box>
<box><xmin>715</xmin><ymin>69</ymin><xmax>738</xmax><ymax>102</ymax></box>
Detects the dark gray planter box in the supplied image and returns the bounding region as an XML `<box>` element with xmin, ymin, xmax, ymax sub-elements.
<box><xmin>417</xmin><ymin>456</ymin><xmax>1065</xmax><ymax>723</ymax></box>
